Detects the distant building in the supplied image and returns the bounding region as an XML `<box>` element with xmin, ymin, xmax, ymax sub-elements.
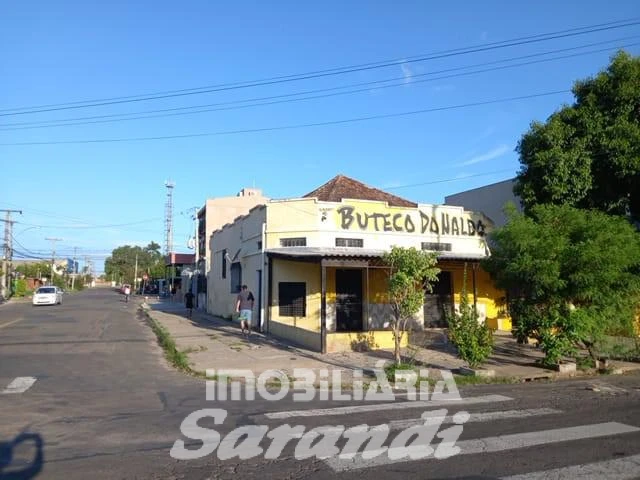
<box><xmin>445</xmin><ymin>178</ymin><xmax>523</xmax><ymax>228</ymax></box>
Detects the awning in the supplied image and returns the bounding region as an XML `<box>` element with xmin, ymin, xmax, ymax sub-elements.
<box><xmin>265</xmin><ymin>247</ymin><xmax>487</xmax><ymax>262</ymax></box>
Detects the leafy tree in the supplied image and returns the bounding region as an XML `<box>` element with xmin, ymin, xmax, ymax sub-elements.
<box><xmin>483</xmin><ymin>204</ymin><xmax>640</xmax><ymax>366</ymax></box>
<box><xmin>382</xmin><ymin>246</ymin><xmax>440</xmax><ymax>365</ymax></box>
<box><xmin>515</xmin><ymin>51</ymin><xmax>640</xmax><ymax>221</ymax></box>
<box><xmin>447</xmin><ymin>264</ymin><xmax>494</xmax><ymax>368</ymax></box>
<box><xmin>104</xmin><ymin>242</ymin><xmax>165</xmax><ymax>286</ymax></box>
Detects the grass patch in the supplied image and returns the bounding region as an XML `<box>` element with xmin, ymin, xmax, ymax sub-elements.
<box><xmin>142</xmin><ymin>309</ymin><xmax>192</xmax><ymax>373</ymax></box>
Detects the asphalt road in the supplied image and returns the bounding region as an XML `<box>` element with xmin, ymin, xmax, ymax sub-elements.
<box><xmin>1</xmin><ymin>288</ymin><xmax>640</xmax><ymax>479</ymax></box>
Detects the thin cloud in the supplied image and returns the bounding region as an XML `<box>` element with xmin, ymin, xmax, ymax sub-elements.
<box><xmin>458</xmin><ymin>144</ymin><xmax>509</xmax><ymax>166</ymax></box>
<box><xmin>400</xmin><ymin>61</ymin><xmax>413</xmax><ymax>84</ymax></box>
<box><xmin>432</xmin><ymin>84</ymin><xmax>455</xmax><ymax>93</ymax></box>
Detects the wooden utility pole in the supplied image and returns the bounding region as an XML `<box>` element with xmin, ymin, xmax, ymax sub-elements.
<box><xmin>45</xmin><ymin>237</ymin><xmax>63</xmax><ymax>285</ymax></box>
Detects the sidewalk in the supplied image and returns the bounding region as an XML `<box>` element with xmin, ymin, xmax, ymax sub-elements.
<box><xmin>140</xmin><ymin>297</ymin><xmax>640</xmax><ymax>385</ymax></box>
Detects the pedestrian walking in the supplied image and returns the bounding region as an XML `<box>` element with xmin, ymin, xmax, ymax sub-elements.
<box><xmin>236</xmin><ymin>285</ymin><xmax>255</xmax><ymax>336</ymax></box>
<box><xmin>185</xmin><ymin>289</ymin><xmax>195</xmax><ymax>318</ymax></box>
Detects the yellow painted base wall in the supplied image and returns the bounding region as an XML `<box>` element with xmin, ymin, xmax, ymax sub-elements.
<box><xmin>326</xmin><ymin>331</ymin><xmax>408</xmax><ymax>353</ymax></box>
<box><xmin>268</xmin><ymin>320</ymin><xmax>322</xmax><ymax>351</ymax></box>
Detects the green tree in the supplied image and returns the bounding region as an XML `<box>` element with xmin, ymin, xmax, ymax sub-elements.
<box><xmin>515</xmin><ymin>51</ymin><xmax>640</xmax><ymax>221</ymax></box>
<box><xmin>382</xmin><ymin>246</ymin><xmax>440</xmax><ymax>365</ymax></box>
<box><xmin>104</xmin><ymin>241</ymin><xmax>165</xmax><ymax>287</ymax></box>
<box><xmin>483</xmin><ymin>204</ymin><xmax>640</xmax><ymax>366</ymax></box>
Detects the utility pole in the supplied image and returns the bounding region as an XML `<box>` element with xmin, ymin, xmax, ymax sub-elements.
<box><xmin>45</xmin><ymin>237</ymin><xmax>62</xmax><ymax>286</ymax></box>
<box><xmin>134</xmin><ymin>253</ymin><xmax>138</xmax><ymax>294</ymax></box>
<box><xmin>1</xmin><ymin>209</ymin><xmax>22</xmax><ymax>300</ymax></box>
<box><xmin>71</xmin><ymin>247</ymin><xmax>78</xmax><ymax>290</ymax></box>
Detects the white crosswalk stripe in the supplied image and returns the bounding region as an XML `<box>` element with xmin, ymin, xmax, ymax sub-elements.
<box><xmin>252</xmin><ymin>391</ymin><xmax>640</xmax><ymax>477</ymax></box>
<box><xmin>263</xmin><ymin>394</ymin><xmax>512</xmax><ymax>419</ymax></box>
<box><xmin>324</xmin><ymin>422</ymin><xmax>640</xmax><ymax>472</ymax></box>
<box><xmin>1</xmin><ymin>376</ymin><xmax>37</xmax><ymax>394</ymax></box>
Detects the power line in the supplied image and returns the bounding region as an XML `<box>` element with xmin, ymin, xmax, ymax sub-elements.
<box><xmin>13</xmin><ymin>217</ymin><xmax>164</xmax><ymax>229</ymax></box>
<box><xmin>3</xmin><ymin>38</ymin><xmax>638</xmax><ymax>132</ymax></box>
<box><xmin>0</xmin><ymin>89</ymin><xmax>570</xmax><ymax>146</ymax></box>
<box><xmin>2</xmin><ymin>18</ymin><xmax>639</xmax><ymax>117</ymax></box>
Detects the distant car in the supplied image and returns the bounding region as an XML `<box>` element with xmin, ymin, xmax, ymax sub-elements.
<box><xmin>32</xmin><ymin>286</ymin><xmax>63</xmax><ymax>306</ymax></box>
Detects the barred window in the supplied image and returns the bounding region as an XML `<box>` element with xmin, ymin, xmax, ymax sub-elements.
<box><xmin>335</xmin><ymin>238</ymin><xmax>363</xmax><ymax>247</ymax></box>
<box><xmin>230</xmin><ymin>262</ymin><xmax>242</xmax><ymax>293</ymax></box>
<box><xmin>280</xmin><ymin>237</ymin><xmax>307</xmax><ymax>247</ymax></box>
<box><xmin>421</xmin><ymin>242</ymin><xmax>452</xmax><ymax>251</ymax></box>
<box><xmin>278</xmin><ymin>282</ymin><xmax>306</xmax><ymax>317</ymax></box>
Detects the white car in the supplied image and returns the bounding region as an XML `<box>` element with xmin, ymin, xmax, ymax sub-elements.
<box><xmin>32</xmin><ymin>286</ymin><xmax>63</xmax><ymax>306</ymax></box>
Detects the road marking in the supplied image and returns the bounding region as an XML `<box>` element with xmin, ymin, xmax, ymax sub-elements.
<box><xmin>284</xmin><ymin>408</ymin><xmax>563</xmax><ymax>438</ymax></box>
<box><xmin>1</xmin><ymin>377</ymin><xmax>37</xmax><ymax>394</ymax></box>
<box><xmin>0</xmin><ymin>318</ymin><xmax>24</xmax><ymax>330</ymax></box>
<box><xmin>501</xmin><ymin>453</ymin><xmax>640</xmax><ymax>480</ymax></box>
<box><xmin>263</xmin><ymin>394</ymin><xmax>513</xmax><ymax>419</ymax></box>
<box><xmin>324</xmin><ymin>422</ymin><xmax>640</xmax><ymax>472</ymax></box>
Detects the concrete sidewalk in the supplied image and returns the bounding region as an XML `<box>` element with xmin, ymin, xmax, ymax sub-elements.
<box><xmin>140</xmin><ymin>297</ymin><xmax>640</xmax><ymax>385</ymax></box>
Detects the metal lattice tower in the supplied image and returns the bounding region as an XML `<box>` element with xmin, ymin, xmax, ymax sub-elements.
<box><xmin>164</xmin><ymin>181</ymin><xmax>175</xmax><ymax>257</ymax></box>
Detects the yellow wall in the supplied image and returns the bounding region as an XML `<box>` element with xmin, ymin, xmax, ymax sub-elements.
<box><xmin>368</xmin><ymin>268</ymin><xmax>389</xmax><ymax>303</ymax></box>
<box><xmin>443</xmin><ymin>261</ymin><xmax>510</xmax><ymax>328</ymax></box>
<box><xmin>269</xmin><ymin>258</ymin><xmax>320</xmax><ymax>332</ymax></box>
<box><xmin>326</xmin><ymin>331</ymin><xmax>407</xmax><ymax>353</ymax></box>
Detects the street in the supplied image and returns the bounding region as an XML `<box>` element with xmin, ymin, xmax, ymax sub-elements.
<box><xmin>1</xmin><ymin>288</ymin><xmax>640</xmax><ymax>479</ymax></box>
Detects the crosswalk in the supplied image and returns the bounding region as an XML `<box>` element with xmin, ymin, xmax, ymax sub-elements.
<box><xmin>250</xmin><ymin>392</ymin><xmax>640</xmax><ymax>478</ymax></box>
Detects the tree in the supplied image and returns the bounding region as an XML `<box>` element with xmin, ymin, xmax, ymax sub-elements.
<box><xmin>104</xmin><ymin>242</ymin><xmax>165</xmax><ymax>286</ymax></box>
<box><xmin>483</xmin><ymin>204</ymin><xmax>640</xmax><ymax>366</ymax></box>
<box><xmin>514</xmin><ymin>51</ymin><xmax>640</xmax><ymax>221</ymax></box>
<box><xmin>382</xmin><ymin>246</ymin><xmax>440</xmax><ymax>365</ymax></box>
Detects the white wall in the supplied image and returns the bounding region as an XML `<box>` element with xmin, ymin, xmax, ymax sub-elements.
<box><xmin>208</xmin><ymin>207</ymin><xmax>267</xmax><ymax>325</ymax></box>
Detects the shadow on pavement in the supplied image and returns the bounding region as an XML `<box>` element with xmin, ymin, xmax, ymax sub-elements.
<box><xmin>0</xmin><ymin>429</ymin><xmax>44</xmax><ymax>479</ymax></box>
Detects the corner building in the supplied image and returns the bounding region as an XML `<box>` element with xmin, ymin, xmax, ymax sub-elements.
<box><xmin>208</xmin><ymin>175</ymin><xmax>511</xmax><ymax>353</ymax></box>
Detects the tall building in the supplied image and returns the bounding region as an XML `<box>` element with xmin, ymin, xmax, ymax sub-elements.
<box><xmin>444</xmin><ymin>178</ymin><xmax>523</xmax><ymax>228</ymax></box>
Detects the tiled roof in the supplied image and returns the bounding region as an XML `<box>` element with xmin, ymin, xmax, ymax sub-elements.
<box><xmin>303</xmin><ymin>174</ymin><xmax>417</xmax><ymax>208</ymax></box>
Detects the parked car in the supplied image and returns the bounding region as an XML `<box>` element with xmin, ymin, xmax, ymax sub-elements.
<box><xmin>32</xmin><ymin>286</ymin><xmax>63</xmax><ymax>306</ymax></box>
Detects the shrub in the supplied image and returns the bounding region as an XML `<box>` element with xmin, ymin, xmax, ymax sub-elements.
<box><xmin>447</xmin><ymin>265</ymin><xmax>494</xmax><ymax>369</ymax></box>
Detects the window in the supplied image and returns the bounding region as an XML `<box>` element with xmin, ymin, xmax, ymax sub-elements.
<box><xmin>257</xmin><ymin>241</ymin><xmax>262</xmax><ymax>250</ymax></box>
<box><xmin>280</xmin><ymin>237</ymin><xmax>306</xmax><ymax>247</ymax></box>
<box><xmin>421</xmin><ymin>242</ymin><xmax>452</xmax><ymax>252</ymax></box>
<box><xmin>230</xmin><ymin>263</ymin><xmax>242</xmax><ymax>293</ymax></box>
<box><xmin>278</xmin><ymin>282</ymin><xmax>306</xmax><ymax>317</ymax></box>
<box><xmin>335</xmin><ymin>238</ymin><xmax>363</xmax><ymax>247</ymax></box>
<box><xmin>221</xmin><ymin>250</ymin><xmax>227</xmax><ymax>278</ymax></box>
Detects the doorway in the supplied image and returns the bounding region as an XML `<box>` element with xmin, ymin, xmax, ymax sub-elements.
<box><xmin>335</xmin><ymin>269</ymin><xmax>363</xmax><ymax>331</ymax></box>
<box><xmin>424</xmin><ymin>271</ymin><xmax>454</xmax><ymax>327</ymax></box>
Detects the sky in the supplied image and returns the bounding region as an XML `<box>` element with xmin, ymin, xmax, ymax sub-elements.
<box><xmin>1</xmin><ymin>0</ymin><xmax>639</xmax><ymax>274</ymax></box>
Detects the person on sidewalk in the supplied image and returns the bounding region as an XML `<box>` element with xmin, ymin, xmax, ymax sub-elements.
<box><xmin>185</xmin><ymin>289</ymin><xmax>195</xmax><ymax>318</ymax></box>
<box><xmin>236</xmin><ymin>285</ymin><xmax>255</xmax><ymax>337</ymax></box>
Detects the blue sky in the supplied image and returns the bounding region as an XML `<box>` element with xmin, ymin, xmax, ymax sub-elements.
<box><xmin>2</xmin><ymin>0</ymin><xmax>639</xmax><ymax>273</ymax></box>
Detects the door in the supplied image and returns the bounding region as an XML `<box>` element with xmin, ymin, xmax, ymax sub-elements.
<box><xmin>256</xmin><ymin>270</ymin><xmax>262</xmax><ymax>329</ymax></box>
<box><xmin>424</xmin><ymin>271</ymin><xmax>453</xmax><ymax>327</ymax></box>
<box><xmin>335</xmin><ymin>269</ymin><xmax>363</xmax><ymax>331</ymax></box>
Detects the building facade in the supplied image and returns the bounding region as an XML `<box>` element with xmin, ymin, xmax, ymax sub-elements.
<box><xmin>208</xmin><ymin>175</ymin><xmax>511</xmax><ymax>353</ymax></box>
<box><xmin>194</xmin><ymin>188</ymin><xmax>269</xmax><ymax>311</ymax></box>
<box><xmin>445</xmin><ymin>178</ymin><xmax>523</xmax><ymax>228</ymax></box>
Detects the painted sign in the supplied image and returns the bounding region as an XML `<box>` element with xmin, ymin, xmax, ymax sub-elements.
<box><xmin>335</xmin><ymin>205</ymin><xmax>487</xmax><ymax>237</ymax></box>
